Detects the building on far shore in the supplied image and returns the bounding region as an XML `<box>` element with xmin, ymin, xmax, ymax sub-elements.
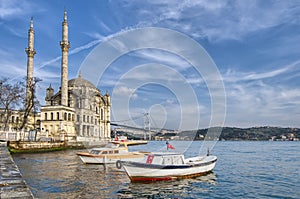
<box><xmin>0</xmin><ymin>10</ymin><xmax>111</xmax><ymax>142</ymax></box>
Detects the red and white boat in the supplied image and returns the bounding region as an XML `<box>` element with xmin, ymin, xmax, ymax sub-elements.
<box><xmin>118</xmin><ymin>152</ymin><xmax>217</xmax><ymax>182</ymax></box>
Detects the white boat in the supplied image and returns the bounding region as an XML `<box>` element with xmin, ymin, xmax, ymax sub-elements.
<box><xmin>118</xmin><ymin>152</ymin><xmax>217</xmax><ymax>182</ymax></box>
<box><xmin>76</xmin><ymin>140</ymin><xmax>148</xmax><ymax>164</ymax></box>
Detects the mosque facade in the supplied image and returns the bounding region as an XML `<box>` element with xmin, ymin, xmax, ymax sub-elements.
<box><xmin>27</xmin><ymin>11</ymin><xmax>111</xmax><ymax>142</ymax></box>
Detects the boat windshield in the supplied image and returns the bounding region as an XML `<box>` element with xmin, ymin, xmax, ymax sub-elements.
<box><xmin>105</xmin><ymin>143</ymin><xmax>119</xmax><ymax>148</ymax></box>
<box><xmin>90</xmin><ymin>150</ymin><xmax>100</xmax><ymax>155</ymax></box>
<box><xmin>105</xmin><ymin>142</ymin><xmax>127</xmax><ymax>148</ymax></box>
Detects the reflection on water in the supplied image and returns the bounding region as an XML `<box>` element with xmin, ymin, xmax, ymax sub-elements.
<box><xmin>13</xmin><ymin>150</ymin><xmax>130</xmax><ymax>198</ymax></box>
<box><xmin>117</xmin><ymin>173</ymin><xmax>217</xmax><ymax>198</ymax></box>
<box><xmin>12</xmin><ymin>142</ymin><xmax>218</xmax><ymax>198</ymax></box>
<box><xmin>13</xmin><ymin>150</ymin><xmax>217</xmax><ymax>198</ymax></box>
<box><xmin>12</xmin><ymin>141</ymin><xmax>300</xmax><ymax>199</ymax></box>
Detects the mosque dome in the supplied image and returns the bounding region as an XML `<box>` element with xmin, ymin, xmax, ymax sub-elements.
<box><xmin>68</xmin><ymin>73</ymin><xmax>96</xmax><ymax>89</ymax></box>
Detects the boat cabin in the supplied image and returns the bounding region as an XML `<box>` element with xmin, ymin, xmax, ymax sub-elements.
<box><xmin>143</xmin><ymin>153</ymin><xmax>185</xmax><ymax>165</ymax></box>
<box><xmin>89</xmin><ymin>147</ymin><xmax>128</xmax><ymax>155</ymax></box>
<box><xmin>90</xmin><ymin>149</ymin><xmax>122</xmax><ymax>155</ymax></box>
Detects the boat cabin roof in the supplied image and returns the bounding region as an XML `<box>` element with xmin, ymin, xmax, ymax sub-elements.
<box><xmin>110</xmin><ymin>140</ymin><xmax>148</xmax><ymax>146</ymax></box>
<box><xmin>146</xmin><ymin>152</ymin><xmax>181</xmax><ymax>156</ymax></box>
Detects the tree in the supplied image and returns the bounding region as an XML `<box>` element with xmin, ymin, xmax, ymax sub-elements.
<box><xmin>19</xmin><ymin>77</ymin><xmax>42</xmax><ymax>130</ymax></box>
<box><xmin>0</xmin><ymin>78</ymin><xmax>24</xmax><ymax>131</ymax></box>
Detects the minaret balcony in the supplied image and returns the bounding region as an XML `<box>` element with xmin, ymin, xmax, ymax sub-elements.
<box><xmin>60</xmin><ymin>41</ymin><xmax>70</xmax><ymax>52</ymax></box>
<box><xmin>25</xmin><ymin>47</ymin><xmax>36</xmax><ymax>57</ymax></box>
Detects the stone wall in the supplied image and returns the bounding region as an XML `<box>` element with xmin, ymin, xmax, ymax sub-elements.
<box><xmin>8</xmin><ymin>141</ymin><xmax>65</xmax><ymax>151</ymax></box>
<box><xmin>0</xmin><ymin>142</ymin><xmax>34</xmax><ymax>198</ymax></box>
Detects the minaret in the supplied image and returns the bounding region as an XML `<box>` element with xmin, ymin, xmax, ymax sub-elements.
<box><xmin>60</xmin><ymin>9</ymin><xmax>70</xmax><ymax>106</ymax></box>
<box><xmin>25</xmin><ymin>17</ymin><xmax>36</xmax><ymax>107</ymax></box>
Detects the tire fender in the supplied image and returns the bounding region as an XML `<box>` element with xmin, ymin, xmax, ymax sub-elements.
<box><xmin>116</xmin><ymin>160</ymin><xmax>122</xmax><ymax>169</ymax></box>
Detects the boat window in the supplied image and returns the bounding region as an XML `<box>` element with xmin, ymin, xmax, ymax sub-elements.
<box><xmin>119</xmin><ymin>144</ymin><xmax>125</xmax><ymax>147</ymax></box>
<box><xmin>173</xmin><ymin>156</ymin><xmax>184</xmax><ymax>164</ymax></box>
<box><xmin>102</xmin><ymin>151</ymin><xmax>108</xmax><ymax>154</ymax></box>
<box><xmin>114</xmin><ymin>150</ymin><xmax>119</xmax><ymax>154</ymax></box>
<box><xmin>91</xmin><ymin>150</ymin><xmax>99</xmax><ymax>155</ymax></box>
<box><xmin>109</xmin><ymin>150</ymin><xmax>113</xmax><ymax>154</ymax></box>
<box><xmin>163</xmin><ymin>156</ymin><xmax>172</xmax><ymax>165</ymax></box>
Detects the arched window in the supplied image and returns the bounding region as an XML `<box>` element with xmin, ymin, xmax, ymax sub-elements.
<box><xmin>101</xmin><ymin>109</ymin><xmax>104</xmax><ymax>120</ymax></box>
<box><xmin>45</xmin><ymin>113</ymin><xmax>48</xmax><ymax>121</ymax></box>
<box><xmin>64</xmin><ymin>112</ymin><xmax>67</xmax><ymax>120</ymax></box>
<box><xmin>11</xmin><ymin>116</ymin><xmax>15</xmax><ymax>123</ymax></box>
<box><xmin>68</xmin><ymin>113</ymin><xmax>71</xmax><ymax>121</ymax></box>
<box><xmin>77</xmin><ymin>98</ymin><xmax>81</xmax><ymax>108</ymax></box>
<box><xmin>96</xmin><ymin>107</ymin><xmax>98</xmax><ymax>114</ymax></box>
<box><xmin>57</xmin><ymin>112</ymin><xmax>60</xmax><ymax>120</ymax></box>
<box><xmin>72</xmin><ymin>114</ymin><xmax>75</xmax><ymax>121</ymax></box>
<box><xmin>51</xmin><ymin>112</ymin><xmax>54</xmax><ymax>120</ymax></box>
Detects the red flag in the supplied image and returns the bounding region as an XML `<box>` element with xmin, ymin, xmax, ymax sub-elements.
<box><xmin>167</xmin><ymin>143</ymin><xmax>175</xmax><ymax>150</ymax></box>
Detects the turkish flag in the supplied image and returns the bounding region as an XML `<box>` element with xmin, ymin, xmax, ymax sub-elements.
<box><xmin>167</xmin><ymin>143</ymin><xmax>175</xmax><ymax>150</ymax></box>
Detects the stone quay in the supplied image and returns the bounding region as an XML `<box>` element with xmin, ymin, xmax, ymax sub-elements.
<box><xmin>0</xmin><ymin>141</ymin><xmax>34</xmax><ymax>199</ymax></box>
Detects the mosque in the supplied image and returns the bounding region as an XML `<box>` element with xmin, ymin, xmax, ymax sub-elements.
<box><xmin>24</xmin><ymin>10</ymin><xmax>111</xmax><ymax>142</ymax></box>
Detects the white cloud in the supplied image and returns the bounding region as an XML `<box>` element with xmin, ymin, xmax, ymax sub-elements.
<box><xmin>98</xmin><ymin>21</ymin><xmax>112</xmax><ymax>33</ymax></box>
<box><xmin>223</xmin><ymin>69</ymin><xmax>300</xmax><ymax>127</ymax></box>
<box><xmin>0</xmin><ymin>0</ymin><xmax>38</xmax><ymax>19</ymax></box>
<box><xmin>1</xmin><ymin>63</ymin><xmax>26</xmax><ymax>78</ymax></box>
<box><xmin>223</xmin><ymin>61</ymin><xmax>300</xmax><ymax>83</ymax></box>
<box><xmin>166</xmin><ymin>99</ymin><xmax>175</xmax><ymax>105</ymax></box>
<box><xmin>84</xmin><ymin>32</ymin><xmax>106</xmax><ymax>40</ymax></box>
<box><xmin>113</xmin><ymin>86</ymin><xmax>138</xmax><ymax>99</ymax></box>
<box><xmin>123</xmin><ymin>0</ymin><xmax>300</xmax><ymax>41</ymax></box>
<box><xmin>69</xmin><ymin>40</ymin><xmax>101</xmax><ymax>55</ymax></box>
<box><xmin>132</xmin><ymin>50</ymin><xmax>191</xmax><ymax>70</ymax></box>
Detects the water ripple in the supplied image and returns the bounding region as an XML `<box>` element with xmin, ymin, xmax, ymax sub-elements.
<box><xmin>12</xmin><ymin>141</ymin><xmax>300</xmax><ymax>199</ymax></box>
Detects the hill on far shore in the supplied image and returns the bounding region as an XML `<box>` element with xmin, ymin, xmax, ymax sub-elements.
<box><xmin>178</xmin><ymin>126</ymin><xmax>300</xmax><ymax>141</ymax></box>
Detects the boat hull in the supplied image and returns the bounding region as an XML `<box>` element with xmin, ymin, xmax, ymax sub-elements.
<box><xmin>122</xmin><ymin>156</ymin><xmax>217</xmax><ymax>182</ymax></box>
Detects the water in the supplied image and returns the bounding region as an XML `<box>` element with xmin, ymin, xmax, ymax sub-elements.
<box><xmin>13</xmin><ymin>141</ymin><xmax>300</xmax><ymax>198</ymax></box>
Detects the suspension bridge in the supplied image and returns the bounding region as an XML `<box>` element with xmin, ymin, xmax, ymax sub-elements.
<box><xmin>110</xmin><ymin>113</ymin><xmax>163</xmax><ymax>140</ymax></box>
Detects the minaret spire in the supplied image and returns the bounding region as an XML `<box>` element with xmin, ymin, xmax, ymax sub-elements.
<box><xmin>64</xmin><ymin>8</ymin><xmax>67</xmax><ymax>21</ymax></box>
<box><xmin>25</xmin><ymin>17</ymin><xmax>36</xmax><ymax>108</ymax></box>
<box><xmin>30</xmin><ymin>17</ymin><xmax>33</xmax><ymax>29</ymax></box>
<box><xmin>60</xmin><ymin>9</ymin><xmax>70</xmax><ymax>106</ymax></box>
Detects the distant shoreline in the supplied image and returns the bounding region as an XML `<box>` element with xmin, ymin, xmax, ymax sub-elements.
<box><xmin>117</xmin><ymin>126</ymin><xmax>300</xmax><ymax>141</ymax></box>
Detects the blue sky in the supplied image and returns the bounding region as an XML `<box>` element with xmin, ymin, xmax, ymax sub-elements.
<box><xmin>1</xmin><ymin>0</ymin><xmax>300</xmax><ymax>130</ymax></box>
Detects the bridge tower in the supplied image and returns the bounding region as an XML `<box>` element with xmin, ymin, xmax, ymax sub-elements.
<box><xmin>144</xmin><ymin>113</ymin><xmax>151</xmax><ymax>140</ymax></box>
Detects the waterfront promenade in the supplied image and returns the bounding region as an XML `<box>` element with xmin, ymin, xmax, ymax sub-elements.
<box><xmin>0</xmin><ymin>142</ymin><xmax>33</xmax><ymax>198</ymax></box>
